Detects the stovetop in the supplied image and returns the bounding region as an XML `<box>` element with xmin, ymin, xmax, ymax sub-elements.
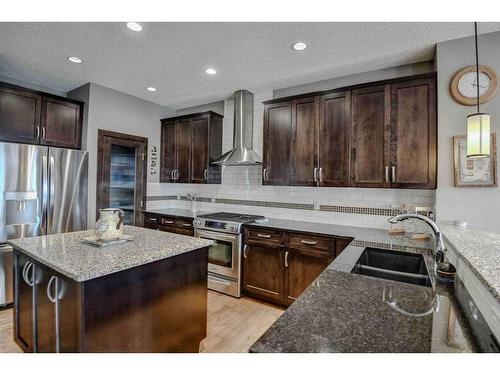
<box><xmin>196</xmin><ymin>212</ymin><xmax>265</xmax><ymax>223</ymax></box>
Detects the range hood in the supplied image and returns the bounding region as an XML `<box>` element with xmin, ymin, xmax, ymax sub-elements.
<box><xmin>212</xmin><ymin>90</ymin><xmax>262</xmax><ymax>165</ymax></box>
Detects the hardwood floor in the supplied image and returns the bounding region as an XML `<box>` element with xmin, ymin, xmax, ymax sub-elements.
<box><xmin>0</xmin><ymin>291</ymin><xmax>283</xmax><ymax>353</ymax></box>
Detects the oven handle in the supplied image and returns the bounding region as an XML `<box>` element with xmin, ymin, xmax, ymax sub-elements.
<box><xmin>195</xmin><ymin>228</ymin><xmax>239</xmax><ymax>242</ymax></box>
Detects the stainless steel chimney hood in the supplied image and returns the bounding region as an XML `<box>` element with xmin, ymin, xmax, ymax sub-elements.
<box><xmin>212</xmin><ymin>90</ymin><xmax>262</xmax><ymax>165</ymax></box>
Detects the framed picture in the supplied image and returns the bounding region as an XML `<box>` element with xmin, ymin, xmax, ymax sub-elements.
<box><xmin>453</xmin><ymin>133</ymin><xmax>497</xmax><ymax>187</ymax></box>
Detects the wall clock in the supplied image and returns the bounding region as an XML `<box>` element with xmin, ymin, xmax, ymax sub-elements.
<box><xmin>450</xmin><ymin>65</ymin><xmax>498</xmax><ymax>106</ymax></box>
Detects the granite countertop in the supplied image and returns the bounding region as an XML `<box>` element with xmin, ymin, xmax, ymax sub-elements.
<box><xmin>250</xmin><ymin>244</ymin><xmax>477</xmax><ymax>353</ymax></box>
<box><xmin>8</xmin><ymin>225</ymin><xmax>213</xmax><ymax>282</ymax></box>
<box><xmin>440</xmin><ymin>223</ymin><xmax>500</xmax><ymax>303</ymax></box>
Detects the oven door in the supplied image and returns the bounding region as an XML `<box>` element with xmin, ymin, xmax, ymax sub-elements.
<box><xmin>195</xmin><ymin>228</ymin><xmax>241</xmax><ymax>279</ymax></box>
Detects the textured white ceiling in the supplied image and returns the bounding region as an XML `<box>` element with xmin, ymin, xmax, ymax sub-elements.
<box><xmin>1</xmin><ymin>22</ymin><xmax>500</xmax><ymax>109</ymax></box>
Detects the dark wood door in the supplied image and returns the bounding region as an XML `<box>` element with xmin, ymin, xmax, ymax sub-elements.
<box><xmin>291</xmin><ymin>97</ymin><xmax>318</xmax><ymax>186</ymax></box>
<box><xmin>175</xmin><ymin>119</ymin><xmax>192</xmax><ymax>183</ymax></box>
<box><xmin>191</xmin><ymin>116</ymin><xmax>209</xmax><ymax>183</ymax></box>
<box><xmin>97</xmin><ymin>130</ymin><xmax>148</xmax><ymax>226</ymax></box>
<box><xmin>160</xmin><ymin>121</ymin><xmax>176</xmax><ymax>182</ymax></box>
<box><xmin>243</xmin><ymin>244</ymin><xmax>285</xmax><ymax>305</ymax></box>
<box><xmin>390</xmin><ymin>77</ymin><xmax>437</xmax><ymax>189</ymax></box>
<box><xmin>285</xmin><ymin>248</ymin><xmax>333</xmax><ymax>305</ymax></box>
<box><xmin>0</xmin><ymin>85</ymin><xmax>41</xmax><ymax>144</ymax></box>
<box><xmin>263</xmin><ymin>102</ymin><xmax>292</xmax><ymax>185</ymax></box>
<box><xmin>319</xmin><ymin>91</ymin><xmax>351</xmax><ymax>186</ymax></box>
<box><xmin>41</xmin><ymin>97</ymin><xmax>82</xmax><ymax>149</ymax></box>
<box><xmin>14</xmin><ymin>253</ymin><xmax>34</xmax><ymax>352</ymax></box>
<box><xmin>351</xmin><ymin>85</ymin><xmax>390</xmax><ymax>187</ymax></box>
<box><xmin>36</xmin><ymin>266</ymin><xmax>56</xmax><ymax>352</ymax></box>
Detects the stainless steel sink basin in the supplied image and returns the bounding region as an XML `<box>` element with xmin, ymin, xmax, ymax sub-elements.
<box><xmin>351</xmin><ymin>247</ymin><xmax>431</xmax><ymax>287</ymax></box>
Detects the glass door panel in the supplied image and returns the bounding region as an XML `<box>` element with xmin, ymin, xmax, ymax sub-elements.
<box><xmin>109</xmin><ymin>144</ymin><xmax>136</xmax><ymax>225</ymax></box>
<box><xmin>205</xmin><ymin>239</ymin><xmax>233</xmax><ymax>268</ymax></box>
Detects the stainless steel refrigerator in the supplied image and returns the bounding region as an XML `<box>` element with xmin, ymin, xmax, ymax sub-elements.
<box><xmin>0</xmin><ymin>142</ymin><xmax>88</xmax><ymax>307</ymax></box>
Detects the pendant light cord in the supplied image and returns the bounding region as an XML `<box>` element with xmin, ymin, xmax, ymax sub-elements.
<box><xmin>475</xmin><ymin>22</ymin><xmax>480</xmax><ymax>113</ymax></box>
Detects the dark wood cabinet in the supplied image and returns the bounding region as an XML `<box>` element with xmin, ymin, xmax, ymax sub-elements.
<box><xmin>262</xmin><ymin>74</ymin><xmax>437</xmax><ymax>189</ymax></box>
<box><xmin>263</xmin><ymin>101</ymin><xmax>292</xmax><ymax>185</ymax></box>
<box><xmin>291</xmin><ymin>97</ymin><xmax>318</xmax><ymax>186</ymax></box>
<box><xmin>41</xmin><ymin>97</ymin><xmax>82</xmax><ymax>149</ymax></box>
<box><xmin>243</xmin><ymin>226</ymin><xmax>352</xmax><ymax>307</ymax></box>
<box><xmin>318</xmin><ymin>91</ymin><xmax>351</xmax><ymax>186</ymax></box>
<box><xmin>0</xmin><ymin>82</ymin><xmax>83</xmax><ymax>148</ymax></box>
<box><xmin>350</xmin><ymin>84</ymin><xmax>390</xmax><ymax>188</ymax></box>
<box><xmin>242</xmin><ymin>243</ymin><xmax>285</xmax><ymax>305</ymax></box>
<box><xmin>143</xmin><ymin>212</ymin><xmax>194</xmax><ymax>236</ymax></box>
<box><xmin>160</xmin><ymin>111</ymin><xmax>222</xmax><ymax>184</ymax></box>
<box><xmin>389</xmin><ymin>77</ymin><xmax>437</xmax><ymax>189</ymax></box>
<box><xmin>14</xmin><ymin>253</ymin><xmax>34</xmax><ymax>352</ymax></box>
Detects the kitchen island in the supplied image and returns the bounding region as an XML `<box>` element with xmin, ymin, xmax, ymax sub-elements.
<box><xmin>8</xmin><ymin>225</ymin><xmax>213</xmax><ymax>353</ymax></box>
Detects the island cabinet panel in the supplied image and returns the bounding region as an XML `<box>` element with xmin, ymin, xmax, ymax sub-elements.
<box><xmin>160</xmin><ymin>111</ymin><xmax>223</xmax><ymax>184</ymax></box>
<box><xmin>243</xmin><ymin>227</ymin><xmax>353</xmax><ymax>307</ymax></box>
<box><xmin>14</xmin><ymin>253</ymin><xmax>34</xmax><ymax>352</ymax></box>
<box><xmin>318</xmin><ymin>91</ymin><xmax>351</xmax><ymax>187</ymax></box>
<box><xmin>263</xmin><ymin>101</ymin><xmax>292</xmax><ymax>185</ymax></box>
<box><xmin>82</xmin><ymin>248</ymin><xmax>208</xmax><ymax>352</ymax></box>
<box><xmin>350</xmin><ymin>84</ymin><xmax>390</xmax><ymax>188</ymax></box>
<box><xmin>0</xmin><ymin>81</ymin><xmax>83</xmax><ymax>148</ymax></box>
<box><xmin>290</xmin><ymin>97</ymin><xmax>318</xmax><ymax>186</ymax></box>
<box><xmin>389</xmin><ymin>77</ymin><xmax>437</xmax><ymax>189</ymax></box>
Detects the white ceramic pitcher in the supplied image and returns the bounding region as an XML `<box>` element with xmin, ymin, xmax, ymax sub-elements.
<box><xmin>95</xmin><ymin>208</ymin><xmax>124</xmax><ymax>241</ymax></box>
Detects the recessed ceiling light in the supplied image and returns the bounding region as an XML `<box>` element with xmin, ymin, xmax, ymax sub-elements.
<box><xmin>205</xmin><ymin>68</ymin><xmax>217</xmax><ymax>75</ymax></box>
<box><xmin>67</xmin><ymin>56</ymin><xmax>83</xmax><ymax>64</ymax></box>
<box><xmin>127</xmin><ymin>22</ymin><xmax>143</xmax><ymax>32</ymax></box>
<box><xmin>292</xmin><ymin>42</ymin><xmax>308</xmax><ymax>51</ymax></box>
<box><xmin>146</xmin><ymin>87</ymin><xmax>157</xmax><ymax>92</ymax></box>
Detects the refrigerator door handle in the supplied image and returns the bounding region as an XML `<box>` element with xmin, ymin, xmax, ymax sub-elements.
<box><xmin>41</xmin><ymin>154</ymin><xmax>49</xmax><ymax>235</ymax></box>
<box><xmin>48</xmin><ymin>155</ymin><xmax>55</xmax><ymax>234</ymax></box>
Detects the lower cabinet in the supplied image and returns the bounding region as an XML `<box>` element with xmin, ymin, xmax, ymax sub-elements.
<box><xmin>143</xmin><ymin>213</ymin><xmax>194</xmax><ymax>236</ymax></box>
<box><xmin>242</xmin><ymin>243</ymin><xmax>285</xmax><ymax>306</ymax></box>
<box><xmin>14</xmin><ymin>252</ymin><xmax>78</xmax><ymax>353</ymax></box>
<box><xmin>242</xmin><ymin>227</ymin><xmax>352</xmax><ymax>307</ymax></box>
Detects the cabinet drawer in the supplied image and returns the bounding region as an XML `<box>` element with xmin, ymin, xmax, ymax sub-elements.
<box><xmin>288</xmin><ymin>233</ymin><xmax>335</xmax><ymax>253</ymax></box>
<box><xmin>246</xmin><ymin>228</ymin><xmax>283</xmax><ymax>246</ymax></box>
<box><xmin>160</xmin><ymin>216</ymin><xmax>193</xmax><ymax>228</ymax></box>
<box><xmin>144</xmin><ymin>214</ymin><xmax>160</xmax><ymax>224</ymax></box>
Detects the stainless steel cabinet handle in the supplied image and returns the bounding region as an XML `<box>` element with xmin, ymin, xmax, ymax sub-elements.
<box><xmin>47</xmin><ymin>275</ymin><xmax>57</xmax><ymax>303</ymax></box>
<box><xmin>35</xmin><ymin>126</ymin><xmax>40</xmax><ymax>139</ymax></box>
<box><xmin>262</xmin><ymin>168</ymin><xmax>267</xmax><ymax>182</ymax></box>
<box><xmin>148</xmin><ymin>217</ymin><xmax>158</xmax><ymax>222</ymax></box>
<box><xmin>170</xmin><ymin>170</ymin><xmax>175</xmax><ymax>181</ymax></box>
<box><xmin>162</xmin><ymin>220</ymin><xmax>174</xmax><ymax>224</ymax></box>
<box><xmin>301</xmin><ymin>240</ymin><xmax>318</xmax><ymax>245</ymax></box>
<box><xmin>313</xmin><ymin>167</ymin><xmax>318</xmax><ymax>183</ymax></box>
<box><xmin>385</xmin><ymin>166</ymin><xmax>390</xmax><ymax>183</ymax></box>
<box><xmin>41</xmin><ymin>127</ymin><xmax>46</xmax><ymax>140</ymax></box>
<box><xmin>182</xmin><ymin>223</ymin><xmax>192</xmax><ymax>227</ymax></box>
<box><xmin>284</xmin><ymin>251</ymin><xmax>289</xmax><ymax>267</ymax></box>
<box><xmin>204</xmin><ymin>168</ymin><xmax>208</xmax><ymax>181</ymax></box>
<box><xmin>257</xmin><ymin>233</ymin><xmax>272</xmax><ymax>239</ymax></box>
<box><xmin>175</xmin><ymin>169</ymin><xmax>179</xmax><ymax>180</ymax></box>
<box><xmin>243</xmin><ymin>244</ymin><xmax>248</xmax><ymax>259</ymax></box>
<box><xmin>22</xmin><ymin>262</ymin><xmax>33</xmax><ymax>286</ymax></box>
<box><xmin>391</xmin><ymin>166</ymin><xmax>396</xmax><ymax>183</ymax></box>
<box><xmin>319</xmin><ymin>167</ymin><xmax>323</xmax><ymax>183</ymax></box>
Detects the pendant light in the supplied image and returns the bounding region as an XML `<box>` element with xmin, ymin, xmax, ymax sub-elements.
<box><xmin>467</xmin><ymin>22</ymin><xmax>491</xmax><ymax>158</ymax></box>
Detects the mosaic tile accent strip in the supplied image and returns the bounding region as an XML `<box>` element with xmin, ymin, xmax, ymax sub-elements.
<box><xmin>146</xmin><ymin>195</ymin><xmax>403</xmax><ymax>217</ymax></box>
<box><xmin>320</xmin><ymin>205</ymin><xmax>402</xmax><ymax>216</ymax></box>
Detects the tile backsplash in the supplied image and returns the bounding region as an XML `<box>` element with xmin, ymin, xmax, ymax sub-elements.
<box><xmin>146</xmin><ymin>182</ymin><xmax>435</xmax><ymax>230</ymax></box>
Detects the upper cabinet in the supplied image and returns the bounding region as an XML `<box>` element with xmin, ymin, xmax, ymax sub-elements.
<box><xmin>160</xmin><ymin>111</ymin><xmax>223</xmax><ymax>184</ymax></box>
<box><xmin>262</xmin><ymin>74</ymin><xmax>437</xmax><ymax>189</ymax></box>
<box><xmin>0</xmin><ymin>82</ymin><xmax>83</xmax><ymax>149</ymax></box>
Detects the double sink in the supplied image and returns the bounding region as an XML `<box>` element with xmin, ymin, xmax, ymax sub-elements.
<box><xmin>351</xmin><ymin>247</ymin><xmax>432</xmax><ymax>287</ymax></box>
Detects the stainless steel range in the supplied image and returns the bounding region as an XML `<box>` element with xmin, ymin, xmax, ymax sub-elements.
<box><xmin>193</xmin><ymin>212</ymin><xmax>265</xmax><ymax>297</ymax></box>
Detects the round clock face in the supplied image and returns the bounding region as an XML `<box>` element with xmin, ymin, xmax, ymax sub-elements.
<box><xmin>457</xmin><ymin>71</ymin><xmax>492</xmax><ymax>98</ymax></box>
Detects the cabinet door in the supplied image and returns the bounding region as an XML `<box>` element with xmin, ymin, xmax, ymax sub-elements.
<box><xmin>36</xmin><ymin>266</ymin><xmax>56</xmax><ymax>352</ymax></box>
<box><xmin>14</xmin><ymin>253</ymin><xmax>34</xmax><ymax>352</ymax></box>
<box><xmin>243</xmin><ymin>243</ymin><xmax>285</xmax><ymax>305</ymax></box>
<box><xmin>160</xmin><ymin>121</ymin><xmax>176</xmax><ymax>182</ymax></box>
<box><xmin>175</xmin><ymin>119</ymin><xmax>192</xmax><ymax>183</ymax></box>
<box><xmin>0</xmin><ymin>85</ymin><xmax>41</xmax><ymax>144</ymax></box>
<box><xmin>41</xmin><ymin>97</ymin><xmax>82</xmax><ymax>149</ymax></box>
<box><xmin>191</xmin><ymin>116</ymin><xmax>209</xmax><ymax>183</ymax></box>
<box><xmin>319</xmin><ymin>91</ymin><xmax>351</xmax><ymax>186</ymax></box>
<box><xmin>351</xmin><ymin>85</ymin><xmax>390</xmax><ymax>187</ymax></box>
<box><xmin>263</xmin><ymin>102</ymin><xmax>292</xmax><ymax>185</ymax></box>
<box><xmin>390</xmin><ymin>77</ymin><xmax>437</xmax><ymax>189</ymax></box>
<box><xmin>285</xmin><ymin>248</ymin><xmax>333</xmax><ymax>305</ymax></box>
<box><xmin>291</xmin><ymin>97</ymin><xmax>318</xmax><ymax>186</ymax></box>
